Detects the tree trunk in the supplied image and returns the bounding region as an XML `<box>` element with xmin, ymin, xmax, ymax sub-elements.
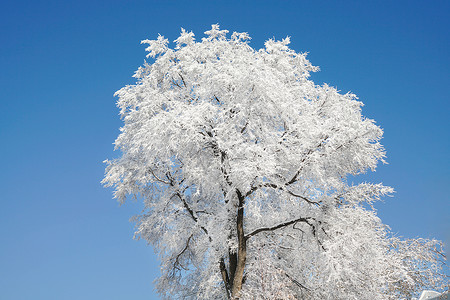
<box><xmin>231</xmin><ymin>190</ymin><xmax>247</xmax><ymax>299</ymax></box>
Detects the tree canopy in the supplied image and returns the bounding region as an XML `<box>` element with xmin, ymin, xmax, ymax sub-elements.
<box><xmin>103</xmin><ymin>25</ymin><xmax>447</xmax><ymax>299</ymax></box>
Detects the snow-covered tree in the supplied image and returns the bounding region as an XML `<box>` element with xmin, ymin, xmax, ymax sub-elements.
<box><xmin>103</xmin><ymin>25</ymin><xmax>447</xmax><ymax>299</ymax></box>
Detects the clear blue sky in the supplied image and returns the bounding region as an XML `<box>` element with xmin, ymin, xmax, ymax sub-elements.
<box><xmin>1</xmin><ymin>0</ymin><xmax>448</xmax><ymax>299</ymax></box>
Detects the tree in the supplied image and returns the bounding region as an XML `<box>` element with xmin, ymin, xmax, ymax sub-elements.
<box><xmin>103</xmin><ymin>25</ymin><xmax>447</xmax><ymax>299</ymax></box>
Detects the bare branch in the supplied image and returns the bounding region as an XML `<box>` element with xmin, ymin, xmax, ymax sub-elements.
<box><xmin>244</xmin><ymin>182</ymin><xmax>320</xmax><ymax>206</ymax></box>
<box><xmin>284</xmin><ymin>189</ymin><xmax>321</xmax><ymax>206</ymax></box>
<box><xmin>240</xmin><ymin>121</ymin><xmax>248</xmax><ymax>134</ymax></box>
<box><xmin>171</xmin><ymin>78</ymin><xmax>182</xmax><ymax>88</ymax></box>
<box><xmin>220</xmin><ymin>257</ymin><xmax>231</xmax><ymax>299</ymax></box>
<box><xmin>147</xmin><ymin>167</ymin><xmax>170</xmax><ymax>184</ymax></box>
<box><xmin>245</xmin><ymin>217</ymin><xmax>313</xmax><ymax>240</ymax></box>
<box><xmin>285</xmin><ymin>273</ymin><xmax>309</xmax><ymax>291</ymax></box>
<box><xmin>179</xmin><ymin>73</ymin><xmax>187</xmax><ymax>87</ymax></box>
<box><xmin>173</xmin><ymin>234</ymin><xmax>193</xmax><ymax>271</ymax></box>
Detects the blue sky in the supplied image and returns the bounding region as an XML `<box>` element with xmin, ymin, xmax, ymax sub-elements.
<box><xmin>1</xmin><ymin>0</ymin><xmax>449</xmax><ymax>299</ymax></box>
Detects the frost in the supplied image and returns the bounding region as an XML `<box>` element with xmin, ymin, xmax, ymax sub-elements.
<box><xmin>141</xmin><ymin>34</ymin><xmax>169</xmax><ymax>58</ymax></box>
<box><xmin>174</xmin><ymin>28</ymin><xmax>195</xmax><ymax>49</ymax></box>
<box><xmin>203</xmin><ymin>24</ymin><xmax>229</xmax><ymax>41</ymax></box>
<box><xmin>103</xmin><ymin>25</ymin><xmax>448</xmax><ymax>299</ymax></box>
